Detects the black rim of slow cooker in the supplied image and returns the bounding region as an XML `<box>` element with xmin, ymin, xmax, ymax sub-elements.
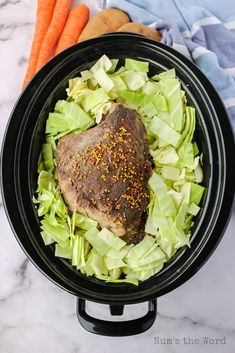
<box><xmin>1</xmin><ymin>34</ymin><xmax>234</xmax><ymax>304</ymax></box>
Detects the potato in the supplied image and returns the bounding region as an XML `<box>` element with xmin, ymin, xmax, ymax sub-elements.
<box><xmin>78</xmin><ymin>8</ymin><xmax>130</xmax><ymax>42</ymax></box>
<box><xmin>118</xmin><ymin>22</ymin><xmax>162</xmax><ymax>41</ymax></box>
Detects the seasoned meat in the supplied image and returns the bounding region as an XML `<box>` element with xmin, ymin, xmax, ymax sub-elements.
<box><xmin>55</xmin><ymin>103</ymin><xmax>151</xmax><ymax>241</ymax></box>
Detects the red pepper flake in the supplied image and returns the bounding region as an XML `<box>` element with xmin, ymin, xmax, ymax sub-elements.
<box><xmin>127</xmin><ymin>189</ymin><xmax>132</xmax><ymax>195</ymax></box>
<box><xmin>145</xmin><ymin>161</ymin><xmax>152</xmax><ymax>176</ymax></box>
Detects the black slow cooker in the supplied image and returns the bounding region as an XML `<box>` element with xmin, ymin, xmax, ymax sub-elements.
<box><xmin>1</xmin><ymin>34</ymin><xmax>234</xmax><ymax>336</ymax></box>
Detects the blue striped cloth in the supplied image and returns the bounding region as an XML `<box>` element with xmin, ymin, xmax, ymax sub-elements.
<box><xmin>106</xmin><ymin>0</ymin><xmax>235</xmax><ymax>131</ymax></box>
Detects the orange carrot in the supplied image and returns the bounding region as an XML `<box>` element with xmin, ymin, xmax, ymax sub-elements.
<box><xmin>36</xmin><ymin>0</ymin><xmax>72</xmax><ymax>71</ymax></box>
<box><xmin>22</xmin><ymin>0</ymin><xmax>56</xmax><ymax>89</ymax></box>
<box><xmin>55</xmin><ymin>4</ymin><xmax>89</xmax><ymax>55</ymax></box>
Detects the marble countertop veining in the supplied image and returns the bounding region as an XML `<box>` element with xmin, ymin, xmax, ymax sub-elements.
<box><xmin>0</xmin><ymin>1</ymin><xmax>235</xmax><ymax>352</ymax></box>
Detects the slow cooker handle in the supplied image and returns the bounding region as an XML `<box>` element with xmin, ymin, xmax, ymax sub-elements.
<box><xmin>76</xmin><ymin>298</ymin><xmax>157</xmax><ymax>336</ymax></box>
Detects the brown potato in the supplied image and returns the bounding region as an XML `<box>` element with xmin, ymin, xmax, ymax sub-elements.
<box><xmin>78</xmin><ymin>8</ymin><xmax>130</xmax><ymax>42</ymax></box>
<box><xmin>118</xmin><ymin>22</ymin><xmax>162</xmax><ymax>41</ymax></box>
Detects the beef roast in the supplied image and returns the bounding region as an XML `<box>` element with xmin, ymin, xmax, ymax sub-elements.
<box><xmin>55</xmin><ymin>103</ymin><xmax>151</xmax><ymax>241</ymax></box>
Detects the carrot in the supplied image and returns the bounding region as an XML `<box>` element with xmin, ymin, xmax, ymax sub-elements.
<box><xmin>55</xmin><ymin>4</ymin><xmax>89</xmax><ymax>55</ymax></box>
<box><xmin>36</xmin><ymin>0</ymin><xmax>72</xmax><ymax>71</ymax></box>
<box><xmin>22</xmin><ymin>0</ymin><xmax>56</xmax><ymax>89</ymax></box>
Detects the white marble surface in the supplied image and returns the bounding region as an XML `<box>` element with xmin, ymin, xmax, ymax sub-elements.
<box><xmin>0</xmin><ymin>1</ymin><xmax>235</xmax><ymax>352</ymax></box>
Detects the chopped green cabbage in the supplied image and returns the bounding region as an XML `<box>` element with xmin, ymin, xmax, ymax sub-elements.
<box><xmin>93</xmin><ymin>68</ymin><xmax>115</xmax><ymax>92</ymax></box>
<box><xmin>41</xmin><ymin>143</ymin><xmax>54</xmax><ymax>172</ymax></box>
<box><xmin>34</xmin><ymin>55</ymin><xmax>205</xmax><ymax>286</ymax></box>
<box><xmin>98</xmin><ymin>228</ymin><xmax>126</xmax><ymax>251</ymax></box>
<box><xmin>149</xmin><ymin>117</ymin><xmax>181</xmax><ymax>147</ymax></box>
<box><xmin>81</xmin><ymin>87</ymin><xmax>109</xmax><ymax>112</ymax></box>
<box><xmin>122</xmin><ymin>71</ymin><xmax>148</xmax><ymax>91</ymax></box>
<box><xmin>149</xmin><ymin>172</ymin><xmax>177</xmax><ymax>216</ymax></box>
<box><xmin>90</xmin><ymin>54</ymin><xmax>113</xmax><ymax>73</ymax></box>
<box><xmin>160</xmin><ymin>78</ymin><xmax>184</xmax><ymax>132</ymax></box>
<box><xmin>125</xmin><ymin>58</ymin><xmax>149</xmax><ymax>72</ymax></box>
<box><xmin>46</xmin><ymin>100</ymin><xmax>93</xmax><ymax>137</ymax></box>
